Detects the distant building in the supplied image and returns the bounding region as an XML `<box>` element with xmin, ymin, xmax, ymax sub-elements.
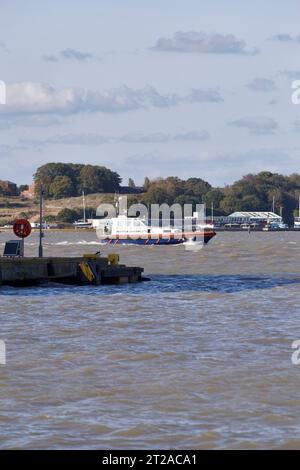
<box><xmin>228</xmin><ymin>212</ymin><xmax>282</xmax><ymax>222</ymax></box>
<box><xmin>21</xmin><ymin>182</ymin><xmax>35</xmax><ymax>199</ymax></box>
<box><xmin>0</xmin><ymin>180</ymin><xmax>18</xmax><ymax>196</ymax></box>
<box><xmin>212</xmin><ymin>211</ymin><xmax>282</xmax><ymax>227</ymax></box>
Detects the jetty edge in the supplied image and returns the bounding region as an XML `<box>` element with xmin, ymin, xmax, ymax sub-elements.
<box><xmin>0</xmin><ymin>254</ymin><xmax>144</xmax><ymax>287</ymax></box>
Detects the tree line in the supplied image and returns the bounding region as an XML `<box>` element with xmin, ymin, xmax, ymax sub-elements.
<box><xmin>33</xmin><ymin>163</ymin><xmax>121</xmax><ymax>199</ymax></box>
<box><xmin>4</xmin><ymin>164</ymin><xmax>300</xmax><ymax>222</ymax></box>
<box><xmin>135</xmin><ymin>172</ymin><xmax>300</xmax><ymax>224</ymax></box>
<box><xmin>52</xmin><ymin>170</ymin><xmax>300</xmax><ymax>223</ymax></box>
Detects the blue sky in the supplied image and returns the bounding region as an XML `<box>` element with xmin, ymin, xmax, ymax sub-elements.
<box><xmin>0</xmin><ymin>0</ymin><xmax>299</xmax><ymax>186</ymax></box>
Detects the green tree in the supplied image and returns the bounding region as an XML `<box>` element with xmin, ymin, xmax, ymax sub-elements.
<box><xmin>128</xmin><ymin>178</ymin><xmax>136</xmax><ymax>188</ymax></box>
<box><xmin>183</xmin><ymin>178</ymin><xmax>211</xmax><ymax>199</ymax></box>
<box><xmin>219</xmin><ymin>171</ymin><xmax>297</xmax><ymax>221</ymax></box>
<box><xmin>203</xmin><ymin>189</ymin><xmax>225</xmax><ymax>213</ymax></box>
<box><xmin>34</xmin><ymin>162</ymin><xmax>121</xmax><ymax>198</ymax></box>
<box><xmin>34</xmin><ymin>162</ymin><xmax>81</xmax><ymax>198</ymax></box>
<box><xmin>79</xmin><ymin>165</ymin><xmax>121</xmax><ymax>194</ymax></box>
<box><xmin>49</xmin><ymin>175</ymin><xmax>75</xmax><ymax>199</ymax></box>
<box><xmin>143</xmin><ymin>177</ymin><xmax>151</xmax><ymax>191</ymax></box>
<box><xmin>142</xmin><ymin>186</ymin><xmax>173</xmax><ymax>206</ymax></box>
<box><xmin>56</xmin><ymin>208</ymin><xmax>81</xmax><ymax>223</ymax></box>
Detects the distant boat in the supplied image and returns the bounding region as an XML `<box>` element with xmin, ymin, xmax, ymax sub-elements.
<box><xmin>73</xmin><ymin>191</ymin><xmax>92</xmax><ymax>228</ymax></box>
<box><xmin>294</xmin><ymin>196</ymin><xmax>300</xmax><ymax>229</ymax></box>
<box><xmin>294</xmin><ymin>217</ymin><xmax>300</xmax><ymax>230</ymax></box>
<box><xmin>73</xmin><ymin>220</ymin><xmax>92</xmax><ymax>228</ymax></box>
<box><xmin>31</xmin><ymin>222</ymin><xmax>50</xmax><ymax>229</ymax></box>
<box><xmin>263</xmin><ymin>221</ymin><xmax>289</xmax><ymax>231</ymax></box>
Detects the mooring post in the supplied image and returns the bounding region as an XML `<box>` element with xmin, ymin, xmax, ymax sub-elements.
<box><xmin>39</xmin><ymin>187</ymin><xmax>44</xmax><ymax>258</ymax></box>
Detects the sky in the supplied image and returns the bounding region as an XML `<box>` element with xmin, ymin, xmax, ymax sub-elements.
<box><xmin>0</xmin><ymin>0</ymin><xmax>300</xmax><ymax>186</ymax></box>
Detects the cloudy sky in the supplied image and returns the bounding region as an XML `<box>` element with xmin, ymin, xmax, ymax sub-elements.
<box><xmin>0</xmin><ymin>0</ymin><xmax>299</xmax><ymax>186</ymax></box>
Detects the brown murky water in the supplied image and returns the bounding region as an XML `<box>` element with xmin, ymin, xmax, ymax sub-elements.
<box><xmin>1</xmin><ymin>230</ymin><xmax>300</xmax><ymax>449</ymax></box>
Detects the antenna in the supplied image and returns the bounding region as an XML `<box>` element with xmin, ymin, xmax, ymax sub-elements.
<box><xmin>82</xmin><ymin>190</ymin><xmax>86</xmax><ymax>223</ymax></box>
<box><xmin>114</xmin><ymin>192</ymin><xmax>120</xmax><ymax>216</ymax></box>
<box><xmin>39</xmin><ymin>186</ymin><xmax>44</xmax><ymax>258</ymax></box>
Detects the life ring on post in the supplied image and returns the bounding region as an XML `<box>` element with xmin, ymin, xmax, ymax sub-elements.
<box><xmin>13</xmin><ymin>219</ymin><xmax>32</xmax><ymax>238</ymax></box>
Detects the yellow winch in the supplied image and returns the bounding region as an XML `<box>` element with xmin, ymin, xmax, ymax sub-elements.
<box><xmin>107</xmin><ymin>253</ymin><xmax>119</xmax><ymax>265</ymax></box>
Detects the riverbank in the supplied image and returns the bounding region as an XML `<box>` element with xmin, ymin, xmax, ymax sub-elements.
<box><xmin>0</xmin><ymin>193</ymin><xmax>115</xmax><ymax>226</ymax></box>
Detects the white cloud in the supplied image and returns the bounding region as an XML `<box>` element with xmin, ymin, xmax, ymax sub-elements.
<box><xmin>269</xmin><ymin>34</ymin><xmax>300</xmax><ymax>43</ymax></box>
<box><xmin>187</xmin><ymin>88</ymin><xmax>223</xmax><ymax>103</ymax></box>
<box><xmin>228</xmin><ymin>117</ymin><xmax>278</xmax><ymax>135</ymax></box>
<box><xmin>21</xmin><ymin>134</ymin><xmax>110</xmax><ymax>147</ymax></box>
<box><xmin>19</xmin><ymin>130</ymin><xmax>211</xmax><ymax>147</ymax></box>
<box><xmin>116</xmin><ymin>130</ymin><xmax>210</xmax><ymax>143</ymax></box>
<box><xmin>0</xmin><ymin>115</ymin><xmax>63</xmax><ymax>129</ymax></box>
<box><xmin>0</xmin><ymin>82</ymin><xmax>223</xmax><ymax>118</ymax></box>
<box><xmin>44</xmin><ymin>48</ymin><xmax>98</xmax><ymax>62</ymax></box>
<box><xmin>60</xmin><ymin>48</ymin><xmax>94</xmax><ymax>61</ymax></box>
<box><xmin>152</xmin><ymin>31</ymin><xmax>258</xmax><ymax>55</ymax></box>
<box><xmin>246</xmin><ymin>78</ymin><xmax>276</xmax><ymax>92</ymax></box>
<box><xmin>1</xmin><ymin>82</ymin><xmax>173</xmax><ymax>115</ymax></box>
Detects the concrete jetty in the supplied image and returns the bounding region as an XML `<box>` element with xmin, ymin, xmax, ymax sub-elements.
<box><xmin>0</xmin><ymin>255</ymin><xmax>144</xmax><ymax>286</ymax></box>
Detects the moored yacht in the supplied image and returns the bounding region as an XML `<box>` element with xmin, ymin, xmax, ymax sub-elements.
<box><xmin>263</xmin><ymin>221</ymin><xmax>289</xmax><ymax>231</ymax></box>
<box><xmin>294</xmin><ymin>217</ymin><xmax>300</xmax><ymax>230</ymax></box>
<box><xmin>73</xmin><ymin>191</ymin><xmax>92</xmax><ymax>228</ymax></box>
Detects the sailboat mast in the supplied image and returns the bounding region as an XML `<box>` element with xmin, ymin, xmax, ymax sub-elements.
<box><xmin>82</xmin><ymin>191</ymin><xmax>86</xmax><ymax>223</ymax></box>
<box><xmin>114</xmin><ymin>193</ymin><xmax>120</xmax><ymax>216</ymax></box>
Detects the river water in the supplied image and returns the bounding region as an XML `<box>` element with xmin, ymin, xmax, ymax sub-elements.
<box><xmin>1</xmin><ymin>230</ymin><xmax>300</xmax><ymax>449</ymax></box>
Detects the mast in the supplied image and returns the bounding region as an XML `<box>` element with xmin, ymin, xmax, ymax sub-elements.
<box><xmin>38</xmin><ymin>186</ymin><xmax>44</xmax><ymax>258</ymax></box>
<box><xmin>82</xmin><ymin>190</ymin><xmax>86</xmax><ymax>223</ymax></box>
<box><xmin>299</xmin><ymin>195</ymin><xmax>300</xmax><ymax>219</ymax></box>
<box><xmin>272</xmin><ymin>196</ymin><xmax>275</xmax><ymax>214</ymax></box>
<box><xmin>211</xmin><ymin>201</ymin><xmax>214</xmax><ymax>224</ymax></box>
<box><xmin>114</xmin><ymin>192</ymin><xmax>120</xmax><ymax>216</ymax></box>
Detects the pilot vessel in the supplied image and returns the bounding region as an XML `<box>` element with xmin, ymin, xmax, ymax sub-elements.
<box><xmin>93</xmin><ymin>197</ymin><xmax>216</xmax><ymax>245</ymax></box>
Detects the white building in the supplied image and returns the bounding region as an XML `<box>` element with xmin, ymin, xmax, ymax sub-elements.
<box><xmin>228</xmin><ymin>212</ymin><xmax>282</xmax><ymax>223</ymax></box>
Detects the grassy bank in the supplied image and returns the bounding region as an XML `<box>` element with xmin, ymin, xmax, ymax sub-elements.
<box><xmin>0</xmin><ymin>193</ymin><xmax>116</xmax><ymax>225</ymax></box>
